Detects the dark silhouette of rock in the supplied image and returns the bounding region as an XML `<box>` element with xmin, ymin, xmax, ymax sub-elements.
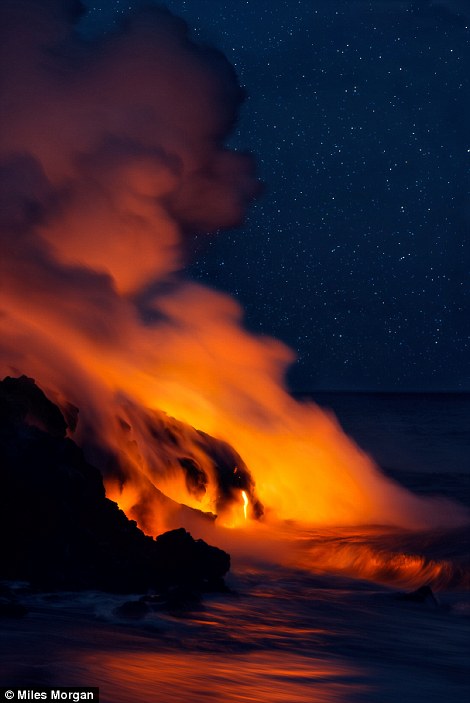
<box><xmin>114</xmin><ymin>600</ymin><xmax>150</xmax><ymax>619</ymax></box>
<box><xmin>164</xmin><ymin>585</ymin><xmax>202</xmax><ymax>611</ymax></box>
<box><xmin>154</xmin><ymin>528</ymin><xmax>230</xmax><ymax>589</ymax></box>
<box><xmin>396</xmin><ymin>585</ymin><xmax>440</xmax><ymax>607</ymax></box>
<box><xmin>0</xmin><ymin>375</ymin><xmax>68</xmax><ymax>438</ymax></box>
<box><xmin>0</xmin><ymin>376</ymin><xmax>230</xmax><ymax>593</ymax></box>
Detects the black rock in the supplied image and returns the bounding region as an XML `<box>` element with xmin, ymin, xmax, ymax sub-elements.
<box><xmin>163</xmin><ymin>585</ymin><xmax>202</xmax><ymax>611</ymax></box>
<box><xmin>154</xmin><ymin>528</ymin><xmax>230</xmax><ymax>589</ymax></box>
<box><xmin>114</xmin><ymin>600</ymin><xmax>150</xmax><ymax>619</ymax></box>
<box><xmin>0</xmin><ymin>376</ymin><xmax>230</xmax><ymax>593</ymax></box>
<box><xmin>396</xmin><ymin>585</ymin><xmax>440</xmax><ymax>607</ymax></box>
<box><xmin>0</xmin><ymin>375</ymin><xmax>68</xmax><ymax>438</ymax></box>
<box><xmin>140</xmin><ymin>586</ymin><xmax>202</xmax><ymax>612</ymax></box>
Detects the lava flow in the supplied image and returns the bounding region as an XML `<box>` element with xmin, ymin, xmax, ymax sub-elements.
<box><xmin>0</xmin><ymin>0</ymin><xmax>468</xmax><ymax>586</ymax></box>
<box><xmin>242</xmin><ymin>491</ymin><xmax>249</xmax><ymax>521</ymax></box>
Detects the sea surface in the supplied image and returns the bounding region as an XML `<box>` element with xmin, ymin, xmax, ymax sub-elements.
<box><xmin>1</xmin><ymin>393</ymin><xmax>469</xmax><ymax>702</ymax></box>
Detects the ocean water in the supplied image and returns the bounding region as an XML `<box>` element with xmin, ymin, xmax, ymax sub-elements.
<box><xmin>1</xmin><ymin>393</ymin><xmax>469</xmax><ymax>702</ymax></box>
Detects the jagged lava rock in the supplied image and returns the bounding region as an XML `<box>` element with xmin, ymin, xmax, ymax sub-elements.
<box><xmin>0</xmin><ymin>375</ymin><xmax>68</xmax><ymax>437</ymax></box>
<box><xmin>0</xmin><ymin>376</ymin><xmax>230</xmax><ymax>592</ymax></box>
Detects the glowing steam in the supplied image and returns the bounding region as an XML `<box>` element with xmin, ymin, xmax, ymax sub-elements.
<box><xmin>0</xmin><ymin>0</ymin><xmax>468</xmax><ymax>551</ymax></box>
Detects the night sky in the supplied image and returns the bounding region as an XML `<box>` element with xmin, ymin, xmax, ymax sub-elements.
<box><xmin>82</xmin><ymin>0</ymin><xmax>469</xmax><ymax>391</ymax></box>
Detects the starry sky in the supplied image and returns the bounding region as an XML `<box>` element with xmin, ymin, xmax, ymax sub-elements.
<box><xmin>82</xmin><ymin>0</ymin><xmax>469</xmax><ymax>391</ymax></box>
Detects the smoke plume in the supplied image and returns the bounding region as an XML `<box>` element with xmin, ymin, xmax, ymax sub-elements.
<box><xmin>1</xmin><ymin>0</ymin><xmax>467</xmax><ymax>536</ymax></box>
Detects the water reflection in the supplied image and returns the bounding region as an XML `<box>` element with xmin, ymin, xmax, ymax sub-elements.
<box><xmin>81</xmin><ymin>650</ymin><xmax>365</xmax><ymax>703</ymax></box>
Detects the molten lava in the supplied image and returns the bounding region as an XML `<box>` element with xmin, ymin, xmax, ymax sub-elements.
<box><xmin>0</xmin><ymin>0</ymin><xmax>468</xmax><ymax>590</ymax></box>
<box><xmin>242</xmin><ymin>490</ymin><xmax>249</xmax><ymax>521</ymax></box>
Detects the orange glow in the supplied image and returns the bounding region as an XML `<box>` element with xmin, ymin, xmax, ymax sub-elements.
<box><xmin>1</xmin><ymin>0</ymin><xmax>468</xmax><ymax>593</ymax></box>
<box><xmin>2</xmin><ymin>271</ymin><xmax>469</xmax><ymax>550</ymax></box>
<box><xmin>292</xmin><ymin>527</ymin><xmax>460</xmax><ymax>590</ymax></box>
<box><xmin>78</xmin><ymin>650</ymin><xmax>362</xmax><ymax>703</ymax></box>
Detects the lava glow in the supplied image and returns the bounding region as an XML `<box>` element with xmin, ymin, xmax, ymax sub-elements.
<box><xmin>242</xmin><ymin>491</ymin><xmax>249</xmax><ymax>521</ymax></box>
<box><xmin>0</xmin><ymin>0</ymin><xmax>469</xmax><ymax>588</ymax></box>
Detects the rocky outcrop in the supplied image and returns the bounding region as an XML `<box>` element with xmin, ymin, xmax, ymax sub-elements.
<box><xmin>0</xmin><ymin>376</ymin><xmax>230</xmax><ymax>593</ymax></box>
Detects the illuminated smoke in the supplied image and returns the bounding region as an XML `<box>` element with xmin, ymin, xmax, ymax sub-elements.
<box><xmin>0</xmin><ymin>0</ymin><xmax>468</xmax><ymax>537</ymax></box>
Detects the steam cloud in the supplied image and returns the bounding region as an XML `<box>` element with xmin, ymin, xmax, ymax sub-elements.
<box><xmin>1</xmin><ymin>0</ymin><xmax>468</xmax><ymax>534</ymax></box>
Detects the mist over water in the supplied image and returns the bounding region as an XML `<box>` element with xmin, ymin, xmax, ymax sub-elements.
<box><xmin>3</xmin><ymin>393</ymin><xmax>469</xmax><ymax>702</ymax></box>
<box><xmin>1</xmin><ymin>2</ymin><xmax>468</xmax><ymax>556</ymax></box>
<box><xmin>1</xmin><ymin>8</ymin><xmax>469</xmax><ymax>701</ymax></box>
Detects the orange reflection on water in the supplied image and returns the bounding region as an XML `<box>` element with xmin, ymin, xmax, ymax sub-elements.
<box><xmin>290</xmin><ymin>526</ymin><xmax>458</xmax><ymax>590</ymax></box>
<box><xmin>83</xmin><ymin>650</ymin><xmax>365</xmax><ymax>703</ymax></box>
